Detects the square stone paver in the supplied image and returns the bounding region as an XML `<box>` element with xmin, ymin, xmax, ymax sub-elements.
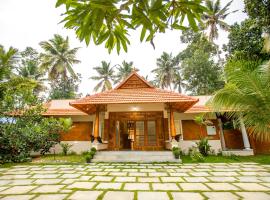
<box><xmin>31</xmin><ymin>174</ymin><xmax>59</xmax><ymax>179</ymax></box>
<box><xmin>129</xmin><ymin>172</ymin><xmax>147</xmax><ymax>177</ymax></box>
<box><xmin>60</xmin><ymin>174</ymin><xmax>81</xmax><ymax>179</ymax></box>
<box><xmin>32</xmin><ymin>185</ymin><xmax>65</xmax><ymax>193</ymax></box>
<box><xmin>203</xmin><ymin>192</ymin><xmax>239</xmax><ymax>200</ymax></box>
<box><xmin>68</xmin><ymin>191</ymin><xmax>102</xmax><ymax>200</ymax></box>
<box><xmin>189</xmin><ymin>172</ymin><xmax>209</xmax><ymax>176</ymax></box>
<box><xmin>233</xmin><ymin>183</ymin><xmax>270</xmax><ymax>191</ymax></box>
<box><xmin>0</xmin><ymin>187</ymin><xmax>9</xmax><ymax>192</ymax></box>
<box><xmin>0</xmin><ymin>186</ymin><xmax>36</xmax><ymax>194</ymax></box>
<box><xmin>171</xmin><ymin>192</ymin><xmax>204</xmax><ymax>200</ymax></box>
<box><xmin>149</xmin><ymin>172</ymin><xmax>168</xmax><ymax>177</ymax></box>
<box><xmin>114</xmin><ymin>177</ymin><xmax>136</xmax><ymax>182</ymax></box>
<box><xmin>236</xmin><ymin>192</ymin><xmax>270</xmax><ymax>200</ymax></box>
<box><xmin>33</xmin><ymin>194</ymin><xmax>67</xmax><ymax>200</ymax></box>
<box><xmin>96</xmin><ymin>183</ymin><xmax>122</xmax><ymax>190</ymax></box>
<box><xmin>152</xmin><ymin>183</ymin><xmax>179</xmax><ymax>191</ymax></box>
<box><xmin>237</xmin><ymin>176</ymin><xmax>261</xmax><ymax>182</ymax></box>
<box><xmin>205</xmin><ymin>183</ymin><xmax>239</xmax><ymax>191</ymax></box>
<box><xmin>179</xmin><ymin>183</ymin><xmax>210</xmax><ymax>191</ymax></box>
<box><xmin>1</xmin><ymin>195</ymin><xmax>35</xmax><ymax>200</ymax></box>
<box><xmin>34</xmin><ymin>179</ymin><xmax>62</xmax><ymax>185</ymax></box>
<box><xmin>138</xmin><ymin>177</ymin><xmax>160</xmax><ymax>182</ymax></box>
<box><xmin>138</xmin><ymin>192</ymin><xmax>169</xmax><ymax>200</ymax></box>
<box><xmin>184</xmin><ymin>177</ymin><xmax>209</xmax><ymax>182</ymax></box>
<box><xmin>161</xmin><ymin>177</ymin><xmax>184</xmax><ymax>182</ymax></box>
<box><xmin>103</xmin><ymin>191</ymin><xmax>134</xmax><ymax>200</ymax></box>
<box><xmin>91</xmin><ymin>176</ymin><xmax>113</xmax><ymax>182</ymax></box>
<box><xmin>124</xmin><ymin>183</ymin><xmax>150</xmax><ymax>190</ymax></box>
<box><xmin>207</xmin><ymin>176</ymin><xmax>236</xmax><ymax>182</ymax></box>
<box><xmin>67</xmin><ymin>182</ymin><xmax>96</xmax><ymax>189</ymax></box>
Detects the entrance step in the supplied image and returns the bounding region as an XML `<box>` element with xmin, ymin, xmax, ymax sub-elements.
<box><xmin>91</xmin><ymin>151</ymin><xmax>181</xmax><ymax>163</ymax></box>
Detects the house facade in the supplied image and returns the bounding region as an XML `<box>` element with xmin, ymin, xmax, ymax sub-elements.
<box><xmin>44</xmin><ymin>72</ymin><xmax>268</xmax><ymax>155</ymax></box>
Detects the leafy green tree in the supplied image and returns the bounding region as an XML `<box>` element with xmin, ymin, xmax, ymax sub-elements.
<box><xmin>179</xmin><ymin>32</ymin><xmax>224</xmax><ymax>95</ymax></box>
<box><xmin>17</xmin><ymin>47</ymin><xmax>46</xmax><ymax>94</ymax></box>
<box><xmin>91</xmin><ymin>61</ymin><xmax>115</xmax><ymax>92</ymax></box>
<box><xmin>39</xmin><ymin>34</ymin><xmax>80</xmax><ymax>80</ymax></box>
<box><xmin>0</xmin><ymin>78</ymin><xmax>71</xmax><ymax>163</ymax></box>
<box><xmin>152</xmin><ymin>52</ymin><xmax>180</xmax><ymax>91</ymax></box>
<box><xmin>55</xmin><ymin>0</ymin><xmax>207</xmax><ymax>53</ymax></box>
<box><xmin>115</xmin><ymin>61</ymin><xmax>134</xmax><ymax>82</ymax></box>
<box><xmin>209</xmin><ymin>60</ymin><xmax>270</xmax><ymax>142</ymax></box>
<box><xmin>0</xmin><ymin>45</ymin><xmax>18</xmax><ymax>81</ymax></box>
<box><xmin>48</xmin><ymin>74</ymin><xmax>81</xmax><ymax>99</ymax></box>
<box><xmin>244</xmin><ymin>0</ymin><xmax>270</xmax><ymax>33</ymax></box>
<box><xmin>202</xmin><ymin>0</ymin><xmax>236</xmax><ymax>41</ymax></box>
<box><xmin>224</xmin><ymin>19</ymin><xmax>269</xmax><ymax>60</ymax></box>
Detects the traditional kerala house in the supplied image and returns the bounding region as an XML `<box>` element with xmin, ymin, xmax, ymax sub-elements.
<box><xmin>44</xmin><ymin>71</ymin><xmax>265</xmax><ymax>156</ymax></box>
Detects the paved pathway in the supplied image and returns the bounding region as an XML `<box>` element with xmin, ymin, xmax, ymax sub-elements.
<box><xmin>0</xmin><ymin>163</ymin><xmax>270</xmax><ymax>200</ymax></box>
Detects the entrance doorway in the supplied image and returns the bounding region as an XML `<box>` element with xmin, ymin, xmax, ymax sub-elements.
<box><xmin>109</xmin><ymin>112</ymin><xmax>165</xmax><ymax>150</ymax></box>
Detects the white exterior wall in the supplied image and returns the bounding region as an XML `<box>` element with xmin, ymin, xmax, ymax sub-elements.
<box><xmin>52</xmin><ymin>141</ymin><xmax>92</xmax><ymax>154</ymax></box>
<box><xmin>107</xmin><ymin>103</ymin><xmax>166</xmax><ymax>112</ymax></box>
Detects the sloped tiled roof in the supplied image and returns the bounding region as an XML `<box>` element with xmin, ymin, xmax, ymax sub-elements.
<box><xmin>184</xmin><ymin>96</ymin><xmax>212</xmax><ymax>113</ymax></box>
<box><xmin>43</xmin><ymin>99</ymin><xmax>88</xmax><ymax>116</ymax></box>
<box><xmin>70</xmin><ymin>72</ymin><xmax>199</xmax><ymax>114</ymax></box>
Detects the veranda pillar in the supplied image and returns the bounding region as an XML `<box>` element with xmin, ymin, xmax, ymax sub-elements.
<box><xmin>240</xmin><ymin>117</ymin><xmax>251</xmax><ymax>150</ymax></box>
<box><xmin>93</xmin><ymin>107</ymin><xmax>100</xmax><ymax>143</ymax></box>
<box><xmin>170</xmin><ymin>108</ymin><xmax>176</xmax><ymax>140</ymax></box>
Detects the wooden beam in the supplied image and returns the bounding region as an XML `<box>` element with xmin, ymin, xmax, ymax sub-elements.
<box><xmin>170</xmin><ymin>108</ymin><xmax>176</xmax><ymax>139</ymax></box>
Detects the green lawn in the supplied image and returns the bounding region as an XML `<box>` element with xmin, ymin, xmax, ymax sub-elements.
<box><xmin>1</xmin><ymin>154</ymin><xmax>269</xmax><ymax>168</ymax></box>
<box><xmin>181</xmin><ymin>154</ymin><xmax>270</xmax><ymax>164</ymax></box>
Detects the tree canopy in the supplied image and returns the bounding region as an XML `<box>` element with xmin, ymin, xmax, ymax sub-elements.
<box><xmin>55</xmin><ymin>0</ymin><xmax>207</xmax><ymax>53</ymax></box>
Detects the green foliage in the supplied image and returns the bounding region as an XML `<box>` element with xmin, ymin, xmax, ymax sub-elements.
<box><xmin>189</xmin><ymin>146</ymin><xmax>205</xmax><ymax>162</ymax></box>
<box><xmin>59</xmin><ymin>118</ymin><xmax>73</xmax><ymax>132</ymax></box>
<box><xmin>39</xmin><ymin>34</ymin><xmax>80</xmax><ymax>80</ymax></box>
<box><xmin>17</xmin><ymin>47</ymin><xmax>46</xmax><ymax>95</ymax></box>
<box><xmin>115</xmin><ymin>61</ymin><xmax>135</xmax><ymax>83</ymax></box>
<box><xmin>172</xmin><ymin>147</ymin><xmax>182</xmax><ymax>159</ymax></box>
<box><xmin>180</xmin><ymin>37</ymin><xmax>224</xmax><ymax>95</ymax></box>
<box><xmin>244</xmin><ymin>0</ymin><xmax>270</xmax><ymax>33</ymax></box>
<box><xmin>0</xmin><ymin>45</ymin><xmax>18</xmax><ymax>82</ymax></box>
<box><xmin>83</xmin><ymin>147</ymin><xmax>97</xmax><ymax>163</ymax></box>
<box><xmin>55</xmin><ymin>0</ymin><xmax>206</xmax><ymax>54</ymax></box>
<box><xmin>209</xmin><ymin>61</ymin><xmax>270</xmax><ymax>142</ymax></box>
<box><xmin>196</xmin><ymin>137</ymin><xmax>211</xmax><ymax>156</ymax></box>
<box><xmin>90</xmin><ymin>147</ymin><xmax>97</xmax><ymax>152</ymax></box>
<box><xmin>0</xmin><ymin>77</ymin><xmax>68</xmax><ymax>163</ymax></box>
<box><xmin>85</xmin><ymin>154</ymin><xmax>92</xmax><ymax>163</ymax></box>
<box><xmin>224</xmin><ymin>19</ymin><xmax>269</xmax><ymax>60</ymax></box>
<box><xmin>202</xmin><ymin>0</ymin><xmax>237</xmax><ymax>41</ymax></box>
<box><xmin>152</xmin><ymin>52</ymin><xmax>184</xmax><ymax>93</ymax></box>
<box><xmin>90</xmin><ymin>61</ymin><xmax>115</xmax><ymax>92</ymax></box>
<box><xmin>48</xmin><ymin>74</ymin><xmax>81</xmax><ymax>99</ymax></box>
<box><xmin>60</xmin><ymin>143</ymin><xmax>73</xmax><ymax>156</ymax></box>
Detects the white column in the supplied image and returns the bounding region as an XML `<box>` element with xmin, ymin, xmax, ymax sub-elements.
<box><xmin>217</xmin><ymin>118</ymin><xmax>226</xmax><ymax>150</ymax></box>
<box><xmin>239</xmin><ymin>117</ymin><xmax>251</xmax><ymax>150</ymax></box>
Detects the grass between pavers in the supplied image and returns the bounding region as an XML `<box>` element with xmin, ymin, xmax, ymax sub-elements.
<box><xmin>1</xmin><ymin>154</ymin><xmax>270</xmax><ymax>168</ymax></box>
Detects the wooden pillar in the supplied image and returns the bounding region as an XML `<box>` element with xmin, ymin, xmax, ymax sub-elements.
<box><xmin>170</xmin><ymin>108</ymin><xmax>176</xmax><ymax>140</ymax></box>
<box><xmin>93</xmin><ymin>107</ymin><xmax>100</xmax><ymax>143</ymax></box>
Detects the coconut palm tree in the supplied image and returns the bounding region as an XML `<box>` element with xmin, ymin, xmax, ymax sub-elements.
<box><xmin>209</xmin><ymin>61</ymin><xmax>270</xmax><ymax>142</ymax></box>
<box><xmin>90</xmin><ymin>61</ymin><xmax>115</xmax><ymax>92</ymax></box>
<box><xmin>115</xmin><ymin>61</ymin><xmax>134</xmax><ymax>83</ymax></box>
<box><xmin>202</xmin><ymin>0</ymin><xmax>237</xmax><ymax>41</ymax></box>
<box><xmin>173</xmin><ymin>71</ymin><xmax>186</xmax><ymax>93</ymax></box>
<box><xmin>152</xmin><ymin>52</ymin><xmax>179</xmax><ymax>90</ymax></box>
<box><xmin>0</xmin><ymin>45</ymin><xmax>18</xmax><ymax>81</ymax></box>
<box><xmin>39</xmin><ymin>34</ymin><xmax>80</xmax><ymax>80</ymax></box>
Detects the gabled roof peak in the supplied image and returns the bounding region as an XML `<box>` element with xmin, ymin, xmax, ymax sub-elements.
<box><xmin>115</xmin><ymin>71</ymin><xmax>154</xmax><ymax>90</ymax></box>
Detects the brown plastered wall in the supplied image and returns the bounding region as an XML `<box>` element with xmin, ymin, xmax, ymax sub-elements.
<box><xmin>60</xmin><ymin>122</ymin><xmax>93</xmax><ymax>141</ymax></box>
<box><xmin>182</xmin><ymin>120</ymin><xmax>220</xmax><ymax>140</ymax></box>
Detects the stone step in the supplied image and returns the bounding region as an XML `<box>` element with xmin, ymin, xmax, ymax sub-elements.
<box><xmin>92</xmin><ymin>151</ymin><xmax>180</xmax><ymax>163</ymax></box>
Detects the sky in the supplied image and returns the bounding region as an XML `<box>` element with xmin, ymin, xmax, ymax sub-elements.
<box><xmin>0</xmin><ymin>0</ymin><xmax>247</xmax><ymax>96</ymax></box>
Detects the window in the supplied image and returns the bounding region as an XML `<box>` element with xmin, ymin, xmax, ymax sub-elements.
<box><xmin>207</xmin><ymin>125</ymin><xmax>216</xmax><ymax>135</ymax></box>
<box><xmin>147</xmin><ymin>121</ymin><xmax>156</xmax><ymax>145</ymax></box>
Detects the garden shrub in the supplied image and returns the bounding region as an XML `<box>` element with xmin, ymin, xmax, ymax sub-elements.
<box><xmin>196</xmin><ymin>137</ymin><xmax>211</xmax><ymax>156</ymax></box>
<box><xmin>189</xmin><ymin>146</ymin><xmax>205</xmax><ymax>162</ymax></box>
<box><xmin>85</xmin><ymin>154</ymin><xmax>92</xmax><ymax>163</ymax></box>
<box><xmin>0</xmin><ymin>78</ymin><xmax>71</xmax><ymax>163</ymax></box>
<box><xmin>60</xmin><ymin>143</ymin><xmax>73</xmax><ymax>156</ymax></box>
<box><xmin>172</xmin><ymin>147</ymin><xmax>182</xmax><ymax>159</ymax></box>
<box><xmin>91</xmin><ymin>147</ymin><xmax>97</xmax><ymax>152</ymax></box>
<box><xmin>83</xmin><ymin>147</ymin><xmax>97</xmax><ymax>163</ymax></box>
